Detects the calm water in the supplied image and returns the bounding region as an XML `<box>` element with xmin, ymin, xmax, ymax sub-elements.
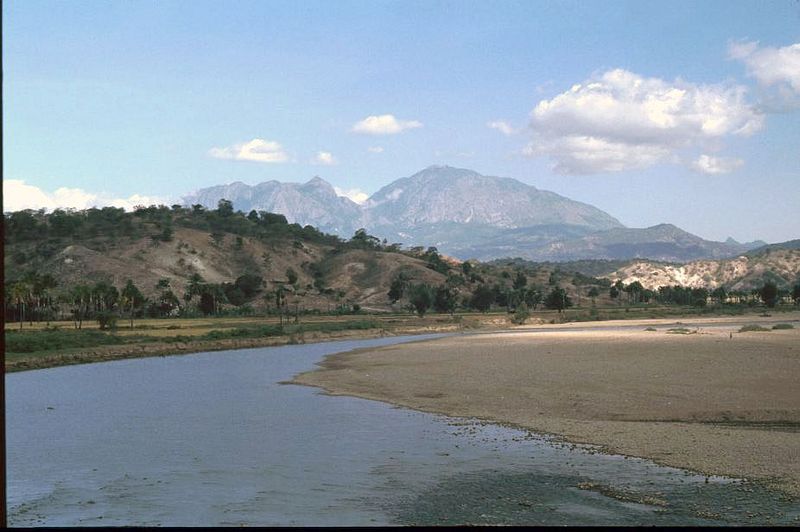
<box><xmin>6</xmin><ymin>335</ymin><xmax>800</xmax><ymax>526</ymax></box>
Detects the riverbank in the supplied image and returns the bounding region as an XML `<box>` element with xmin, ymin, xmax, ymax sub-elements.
<box><xmin>292</xmin><ymin>312</ymin><xmax>800</xmax><ymax>496</ymax></box>
<box><xmin>4</xmin><ymin>321</ymin><xmax>471</xmax><ymax>372</ymax></box>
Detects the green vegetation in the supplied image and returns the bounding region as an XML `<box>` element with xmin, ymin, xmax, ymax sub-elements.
<box><xmin>738</xmin><ymin>324</ymin><xmax>771</xmax><ymax>333</ymax></box>
<box><xmin>4</xmin><ymin>319</ymin><xmax>381</xmax><ymax>355</ymax></box>
<box><xmin>771</xmin><ymin>323</ymin><xmax>794</xmax><ymax>330</ymax></box>
<box><xmin>666</xmin><ymin>327</ymin><xmax>694</xmax><ymax>334</ymax></box>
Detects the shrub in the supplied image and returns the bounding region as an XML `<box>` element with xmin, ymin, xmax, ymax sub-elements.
<box><xmin>771</xmin><ymin>323</ymin><xmax>794</xmax><ymax>330</ymax></box>
<box><xmin>738</xmin><ymin>325</ymin><xmax>771</xmax><ymax>333</ymax></box>
<box><xmin>511</xmin><ymin>302</ymin><xmax>530</xmax><ymax>325</ymax></box>
<box><xmin>96</xmin><ymin>311</ymin><xmax>118</xmax><ymax>330</ymax></box>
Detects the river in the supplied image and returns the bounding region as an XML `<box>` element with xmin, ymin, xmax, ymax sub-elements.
<box><xmin>6</xmin><ymin>334</ymin><xmax>799</xmax><ymax>526</ymax></box>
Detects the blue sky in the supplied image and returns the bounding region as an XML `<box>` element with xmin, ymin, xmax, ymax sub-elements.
<box><xmin>4</xmin><ymin>0</ymin><xmax>799</xmax><ymax>243</ymax></box>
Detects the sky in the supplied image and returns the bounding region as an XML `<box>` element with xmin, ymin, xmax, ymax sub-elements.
<box><xmin>3</xmin><ymin>0</ymin><xmax>800</xmax><ymax>243</ymax></box>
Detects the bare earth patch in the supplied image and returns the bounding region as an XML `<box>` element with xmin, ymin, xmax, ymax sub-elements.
<box><xmin>293</xmin><ymin>316</ymin><xmax>800</xmax><ymax>496</ymax></box>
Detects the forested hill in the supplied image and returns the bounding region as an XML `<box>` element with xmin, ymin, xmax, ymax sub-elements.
<box><xmin>5</xmin><ymin>202</ymin><xmax>798</xmax><ymax>326</ymax></box>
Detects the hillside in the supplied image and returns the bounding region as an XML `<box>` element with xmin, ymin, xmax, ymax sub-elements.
<box><xmin>607</xmin><ymin>247</ymin><xmax>800</xmax><ymax>291</ymax></box>
<box><xmin>3</xmin><ymin>206</ymin><xmax>452</xmax><ymax>314</ymax></box>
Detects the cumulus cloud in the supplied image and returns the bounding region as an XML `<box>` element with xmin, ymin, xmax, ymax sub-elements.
<box><xmin>334</xmin><ymin>186</ymin><xmax>369</xmax><ymax>204</ymax></box>
<box><xmin>524</xmin><ymin>68</ymin><xmax>763</xmax><ymax>174</ymax></box>
<box><xmin>209</xmin><ymin>138</ymin><xmax>289</xmax><ymax>163</ymax></box>
<box><xmin>351</xmin><ymin>114</ymin><xmax>422</xmax><ymax>135</ymax></box>
<box><xmin>367</xmin><ymin>146</ymin><xmax>384</xmax><ymax>153</ymax></box>
<box><xmin>691</xmin><ymin>154</ymin><xmax>744</xmax><ymax>175</ymax></box>
<box><xmin>730</xmin><ymin>41</ymin><xmax>800</xmax><ymax>92</ymax></box>
<box><xmin>311</xmin><ymin>151</ymin><xmax>337</xmax><ymax>165</ymax></box>
<box><xmin>730</xmin><ymin>40</ymin><xmax>800</xmax><ymax>110</ymax></box>
<box><xmin>487</xmin><ymin>120</ymin><xmax>518</xmax><ymax>136</ymax></box>
<box><xmin>3</xmin><ymin>179</ymin><xmax>166</xmax><ymax>213</ymax></box>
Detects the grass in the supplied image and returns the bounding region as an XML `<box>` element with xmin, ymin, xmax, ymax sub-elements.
<box><xmin>4</xmin><ymin>318</ymin><xmax>383</xmax><ymax>354</ymax></box>
<box><xmin>771</xmin><ymin>323</ymin><xmax>794</xmax><ymax>330</ymax></box>
<box><xmin>738</xmin><ymin>324</ymin><xmax>772</xmax><ymax>333</ymax></box>
<box><xmin>5</xmin><ymin>328</ymin><xmax>134</xmax><ymax>353</ymax></box>
<box><xmin>666</xmin><ymin>327</ymin><xmax>695</xmax><ymax>334</ymax></box>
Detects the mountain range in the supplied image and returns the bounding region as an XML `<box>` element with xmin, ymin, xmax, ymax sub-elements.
<box><xmin>182</xmin><ymin>165</ymin><xmax>766</xmax><ymax>262</ymax></box>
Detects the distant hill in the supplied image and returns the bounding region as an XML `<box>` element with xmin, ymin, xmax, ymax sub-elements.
<box><xmin>746</xmin><ymin>239</ymin><xmax>800</xmax><ymax>256</ymax></box>
<box><xmin>606</xmin><ymin>248</ymin><xmax>800</xmax><ymax>291</ymax></box>
<box><xmin>183</xmin><ymin>165</ymin><xmax>768</xmax><ymax>263</ymax></box>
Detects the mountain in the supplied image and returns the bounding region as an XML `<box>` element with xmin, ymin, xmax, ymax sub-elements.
<box><xmin>363</xmin><ymin>165</ymin><xmax>622</xmax><ymax>231</ymax></box>
<box><xmin>182</xmin><ymin>177</ymin><xmax>362</xmax><ymax>235</ymax></box>
<box><xmin>183</xmin><ymin>166</ymin><xmax>766</xmax><ymax>263</ymax></box>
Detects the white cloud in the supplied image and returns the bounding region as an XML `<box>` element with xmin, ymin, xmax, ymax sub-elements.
<box><xmin>487</xmin><ymin>120</ymin><xmax>517</xmax><ymax>136</ymax></box>
<box><xmin>730</xmin><ymin>41</ymin><xmax>800</xmax><ymax>93</ymax></box>
<box><xmin>209</xmin><ymin>138</ymin><xmax>289</xmax><ymax>163</ymax></box>
<box><xmin>367</xmin><ymin>146</ymin><xmax>384</xmax><ymax>153</ymax></box>
<box><xmin>351</xmin><ymin>114</ymin><xmax>422</xmax><ymax>135</ymax></box>
<box><xmin>3</xmin><ymin>179</ymin><xmax>166</xmax><ymax>213</ymax></box>
<box><xmin>334</xmin><ymin>186</ymin><xmax>369</xmax><ymax>204</ymax></box>
<box><xmin>730</xmin><ymin>40</ymin><xmax>800</xmax><ymax>110</ymax></box>
<box><xmin>524</xmin><ymin>68</ymin><xmax>763</xmax><ymax>174</ymax></box>
<box><xmin>311</xmin><ymin>151</ymin><xmax>337</xmax><ymax>165</ymax></box>
<box><xmin>691</xmin><ymin>154</ymin><xmax>744</xmax><ymax>175</ymax></box>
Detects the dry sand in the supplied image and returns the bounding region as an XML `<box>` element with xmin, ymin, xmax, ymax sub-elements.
<box><xmin>293</xmin><ymin>314</ymin><xmax>800</xmax><ymax>495</ymax></box>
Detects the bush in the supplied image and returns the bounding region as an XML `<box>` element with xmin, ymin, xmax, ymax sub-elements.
<box><xmin>96</xmin><ymin>311</ymin><xmax>118</xmax><ymax>330</ymax></box>
<box><xmin>511</xmin><ymin>302</ymin><xmax>530</xmax><ymax>325</ymax></box>
<box><xmin>738</xmin><ymin>324</ymin><xmax>771</xmax><ymax>333</ymax></box>
<box><xmin>771</xmin><ymin>323</ymin><xmax>794</xmax><ymax>330</ymax></box>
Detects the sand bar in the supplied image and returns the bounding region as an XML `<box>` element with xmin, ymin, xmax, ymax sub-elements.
<box><xmin>293</xmin><ymin>313</ymin><xmax>800</xmax><ymax>495</ymax></box>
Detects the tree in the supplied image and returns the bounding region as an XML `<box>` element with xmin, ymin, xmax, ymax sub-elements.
<box><xmin>388</xmin><ymin>274</ymin><xmax>408</xmax><ymax>303</ymax></box>
<box><xmin>121</xmin><ymin>280</ymin><xmax>144</xmax><ymax>328</ymax></box>
<box><xmin>587</xmin><ymin>286</ymin><xmax>600</xmax><ymax>303</ymax></box>
<box><xmin>470</xmin><ymin>284</ymin><xmax>494</xmax><ymax>312</ymax></box>
<box><xmin>524</xmin><ymin>287</ymin><xmax>543</xmax><ymax>310</ymax></box>
<box><xmin>792</xmin><ymin>283</ymin><xmax>800</xmax><ymax>306</ymax></box>
<box><xmin>217</xmin><ymin>199</ymin><xmax>234</xmax><ymax>217</ymax></box>
<box><xmin>712</xmin><ymin>286</ymin><xmax>728</xmax><ymax>305</ymax></box>
<box><xmin>433</xmin><ymin>284</ymin><xmax>458</xmax><ymax>315</ymax></box>
<box><xmin>512</xmin><ymin>270</ymin><xmax>528</xmax><ymax>290</ymax></box>
<box><xmin>286</xmin><ymin>267</ymin><xmax>298</xmax><ymax>286</ymax></box>
<box><xmin>511</xmin><ymin>302</ymin><xmax>530</xmax><ymax>325</ymax></box>
<box><xmin>350</xmin><ymin>228</ymin><xmax>381</xmax><ymax>249</ymax></box>
<box><xmin>544</xmin><ymin>287</ymin><xmax>573</xmax><ymax>313</ymax></box>
<box><xmin>759</xmin><ymin>281</ymin><xmax>779</xmax><ymax>308</ymax></box>
<box><xmin>408</xmin><ymin>284</ymin><xmax>434</xmax><ymax>316</ymax></box>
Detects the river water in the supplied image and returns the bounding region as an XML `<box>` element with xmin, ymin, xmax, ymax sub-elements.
<box><xmin>6</xmin><ymin>335</ymin><xmax>799</xmax><ymax>526</ymax></box>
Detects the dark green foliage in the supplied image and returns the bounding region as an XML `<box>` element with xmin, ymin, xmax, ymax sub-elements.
<box><xmin>792</xmin><ymin>283</ymin><xmax>800</xmax><ymax>305</ymax></box>
<box><xmin>350</xmin><ymin>228</ymin><xmax>382</xmax><ymax>250</ymax></box>
<box><xmin>422</xmin><ymin>247</ymin><xmax>449</xmax><ymax>274</ymax></box>
<box><xmin>587</xmin><ymin>287</ymin><xmax>600</xmax><ymax>298</ymax></box>
<box><xmin>512</xmin><ymin>270</ymin><xmax>527</xmax><ymax>290</ymax></box>
<box><xmin>5</xmin><ymin>329</ymin><xmax>124</xmax><ymax>353</ymax></box>
<box><xmin>544</xmin><ymin>287</ymin><xmax>572</xmax><ymax>312</ymax></box>
<box><xmin>759</xmin><ymin>281</ymin><xmax>779</xmax><ymax>308</ymax></box>
<box><xmin>408</xmin><ymin>284</ymin><xmax>434</xmax><ymax>316</ymax></box>
<box><xmin>217</xmin><ymin>199</ymin><xmax>234</xmax><ymax>217</ymax></box>
<box><xmin>433</xmin><ymin>285</ymin><xmax>458</xmax><ymax>314</ymax></box>
<box><xmin>388</xmin><ymin>273</ymin><xmax>409</xmax><ymax>303</ymax></box>
<box><xmin>286</xmin><ymin>267</ymin><xmax>299</xmax><ymax>285</ymax></box>
<box><xmin>470</xmin><ymin>284</ymin><xmax>494</xmax><ymax>312</ymax></box>
<box><xmin>511</xmin><ymin>302</ymin><xmax>530</xmax><ymax>324</ymax></box>
<box><xmin>96</xmin><ymin>311</ymin><xmax>118</xmax><ymax>330</ymax></box>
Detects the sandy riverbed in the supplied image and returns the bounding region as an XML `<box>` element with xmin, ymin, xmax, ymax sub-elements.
<box><xmin>293</xmin><ymin>314</ymin><xmax>800</xmax><ymax>496</ymax></box>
